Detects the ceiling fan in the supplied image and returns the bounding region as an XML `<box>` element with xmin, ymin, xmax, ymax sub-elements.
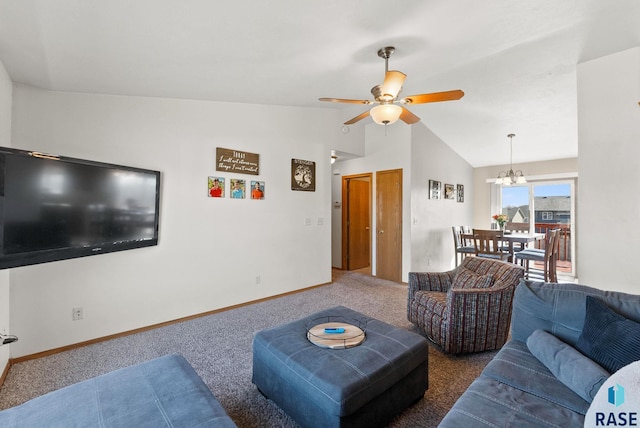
<box><xmin>319</xmin><ymin>46</ymin><xmax>464</xmax><ymax>126</ymax></box>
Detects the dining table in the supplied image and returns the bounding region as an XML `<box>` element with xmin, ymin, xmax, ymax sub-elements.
<box><xmin>462</xmin><ymin>232</ymin><xmax>545</xmax><ymax>263</ymax></box>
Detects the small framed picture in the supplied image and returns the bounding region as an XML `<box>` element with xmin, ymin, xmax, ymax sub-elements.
<box><xmin>250</xmin><ymin>180</ymin><xmax>265</xmax><ymax>200</ymax></box>
<box><xmin>429</xmin><ymin>180</ymin><xmax>441</xmax><ymax>200</ymax></box>
<box><xmin>444</xmin><ymin>183</ymin><xmax>455</xmax><ymax>200</ymax></box>
<box><xmin>230</xmin><ymin>178</ymin><xmax>246</xmax><ymax>199</ymax></box>
<box><xmin>457</xmin><ymin>184</ymin><xmax>464</xmax><ymax>203</ymax></box>
<box><xmin>291</xmin><ymin>159</ymin><xmax>316</xmax><ymax>191</ymax></box>
<box><xmin>208</xmin><ymin>176</ymin><xmax>225</xmax><ymax>198</ymax></box>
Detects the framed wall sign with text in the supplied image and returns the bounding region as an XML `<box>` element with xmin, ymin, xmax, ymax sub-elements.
<box><xmin>216</xmin><ymin>148</ymin><xmax>259</xmax><ymax>175</ymax></box>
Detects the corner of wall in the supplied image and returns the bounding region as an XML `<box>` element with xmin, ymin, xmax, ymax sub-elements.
<box><xmin>0</xmin><ymin>57</ymin><xmax>13</xmax><ymax>371</ymax></box>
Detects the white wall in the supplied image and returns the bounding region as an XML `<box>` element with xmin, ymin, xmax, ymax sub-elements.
<box><xmin>0</xmin><ymin>59</ymin><xmax>12</xmax><ymax>370</ymax></box>
<box><xmin>330</xmin><ymin>122</ymin><xmax>475</xmax><ymax>280</ymax></box>
<box><xmin>410</xmin><ymin>124</ymin><xmax>474</xmax><ymax>273</ymax></box>
<box><xmin>577</xmin><ymin>47</ymin><xmax>640</xmax><ymax>293</ymax></box>
<box><xmin>9</xmin><ymin>85</ymin><xmax>338</xmax><ymax>357</ymax></box>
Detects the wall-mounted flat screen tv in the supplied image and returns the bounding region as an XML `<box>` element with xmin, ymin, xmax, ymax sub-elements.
<box><xmin>0</xmin><ymin>146</ymin><xmax>161</xmax><ymax>269</ymax></box>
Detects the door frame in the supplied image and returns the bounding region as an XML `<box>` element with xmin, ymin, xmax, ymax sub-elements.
<box><xmin>341</xmin><ymin>173</ymin><xmax>372</xmax><ymax>270</ymax></box>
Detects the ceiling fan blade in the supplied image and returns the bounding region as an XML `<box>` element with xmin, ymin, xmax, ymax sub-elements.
<box><xmin>381</xmin><ymin>70</ymin><xmax>406</xmax><ymax>99</ymax></box>
<box><xmin>399</xmin><ymin>107</ymin><xmax>420</xmax><ymax>124</ymax></box>
<box><xmin>344</xmin><ymin>110</ymin><xmax>371</xmax><ymax>125</ymax></box>
<box><xmin>319</xmin><ymin>97</ymin><xmax>372</xmax><ymax>105</ymax></box>
<box><xmin>400</xmin><ymin>89</ymin><xmax>465</xmax><ymax>105</ymax></box>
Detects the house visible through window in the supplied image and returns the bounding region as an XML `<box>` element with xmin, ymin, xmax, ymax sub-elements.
<box><xmin>499</xmin><ymin>181</ymin><xmax>575</xmax><ymax>278</ymax></box>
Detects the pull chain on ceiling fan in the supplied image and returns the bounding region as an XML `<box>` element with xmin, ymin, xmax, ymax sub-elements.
<box><xmin>319</xmin><ymin>46</ymin><xmax>464</xmax><ymax>126</ymax></box>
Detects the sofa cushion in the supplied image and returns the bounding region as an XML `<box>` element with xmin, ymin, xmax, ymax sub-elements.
<box><xmin>439</xmin><ymin>373</ymin><xmax>586</xmax><ymax>428</ymax></box>
<box><xmin>576</xmin><ymin>296</ymin><xmax>640</xmax><ymax>373</ymax></box>
<box><xmin>451</xmin><ymin>267</ymin><xmax>494</xmax><ymax>289</ymax></box>
<box><xmin>526</xmin><ymin>329</ymin><xmax>609</xmax><ymax>402</ymax></box>
<box><xmin>511</xmin><ymin>280</ymin><xmax>640</xmax><ymax>347</ymax></box>
<box><xmin>481</xmin><ymin>340</ymin><xmax>591</xmax><ymax>415</ymax></box>
<box><xmin>439</xmin><ymin>340</ymin><xmax>588</xmax><ymax>427</ymax></box>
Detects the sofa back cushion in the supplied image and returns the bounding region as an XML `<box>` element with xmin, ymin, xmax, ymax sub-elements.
<box><xmin>511</xmin><ymin>279</ymin><xmax>640</xmax><ymax>346</ymax></box>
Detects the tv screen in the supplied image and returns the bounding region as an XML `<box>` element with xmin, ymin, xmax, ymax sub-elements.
<box><xmin>0</xmin><ymin>146</ymin><xmax>161</xmax><ymax>269</ymax></box>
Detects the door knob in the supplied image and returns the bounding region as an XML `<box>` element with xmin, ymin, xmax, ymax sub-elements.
<box><xmin>379</xmin><ymin>230</ymin><xmax>384</xmax><ymax>234</ymax></box>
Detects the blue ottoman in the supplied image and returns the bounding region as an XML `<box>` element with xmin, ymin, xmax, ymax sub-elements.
<box><xmin>252</xmin><ymin>306</ymin><xmax>429</xmax><ymax>427</ymax></box>
<box><xmin>0</xmin><ymin>354</ymin><xmax>236</xmax><ymax>427</ymax></box>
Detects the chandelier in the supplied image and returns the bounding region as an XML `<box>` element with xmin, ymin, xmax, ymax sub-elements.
<box><xmin>495</xmin><ymin>133</ymin><xmax>526</xmax><ymax>186</ymax></box>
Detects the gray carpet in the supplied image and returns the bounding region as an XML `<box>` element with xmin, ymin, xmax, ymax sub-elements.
<box><xmin>0</xmin><ymin>269</ymin><xmax>497</xmax><ymax>427</ymax></box>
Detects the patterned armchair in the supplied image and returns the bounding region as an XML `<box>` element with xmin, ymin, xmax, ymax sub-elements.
<box><xmin>408</xmin><ymin>257</ymin><xmax>524</xmax><ymax>354</ymax></box>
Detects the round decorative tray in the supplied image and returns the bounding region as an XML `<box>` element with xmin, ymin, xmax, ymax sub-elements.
<box><xmin>306</xmin><ymin>317</ymin><xmax>366</xmax><ymax>349</ymax></box>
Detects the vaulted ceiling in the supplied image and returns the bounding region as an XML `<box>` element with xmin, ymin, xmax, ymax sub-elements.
<box><xmin>0</xmin><ymin>1</ymin><xmax>638</xmax><ymax>167</ymax></box>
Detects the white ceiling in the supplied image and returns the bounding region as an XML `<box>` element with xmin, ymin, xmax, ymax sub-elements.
<box><xmin>0</xmin><ymin>0</ymin><xmax>639</xmax><ymax>167</ymax></box>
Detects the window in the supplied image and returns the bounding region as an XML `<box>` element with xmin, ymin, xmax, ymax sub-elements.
<box><xmin>498</xmin><ymin>180</ymin><xmax>575</xmax><ymax>278</ymax></box>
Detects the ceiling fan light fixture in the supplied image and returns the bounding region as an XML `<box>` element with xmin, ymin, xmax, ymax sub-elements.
<box><xmin>381</xmin><ymin>70</ymin><xmax>406</xmax><ymax>99</ymax></box>
<box><xmin>319</xmin><ymin>46</ymin><xmax>463</xmax><ymax>126</ymax></box>
<box><xmin>370</xmin><ymin>104</ymin><xmax>402</xmax><ymax>125</ymax></box>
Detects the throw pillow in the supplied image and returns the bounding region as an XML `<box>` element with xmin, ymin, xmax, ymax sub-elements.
<box><xmin>452</xmin><ymin>267</ymin><xmax>494</xmax><ymax>290</ymax></box>
<box><xmin>576</xmin><ymin>296</ymin><xmax>640</xmax><ymax>373</ymax></box>
<box><xmin>527</xmin><ymin>329</ymin><xmax>610</xmax><ymax>403</ymax></box>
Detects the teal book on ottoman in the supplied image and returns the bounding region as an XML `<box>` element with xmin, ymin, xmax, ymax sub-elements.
<box><xmin>252</xmin><ymin>306</ymin><xmax>429</xmax><ymax>428</ymax></box>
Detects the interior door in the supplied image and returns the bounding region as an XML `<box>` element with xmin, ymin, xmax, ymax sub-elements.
<box><xmin>342</xmin><ymin>174</ymin><xmax>371</xmax><ymax>270</ymax></box>
<box><xmin>376</xmin><ymin>169</ymin><xmax>402</xmax><ymax>282</ymax></box>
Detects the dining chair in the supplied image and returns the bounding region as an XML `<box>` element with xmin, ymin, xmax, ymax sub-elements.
<box><xmin>515</xmin><ymin>229</ymin><xmax>560</xmax><ymax>282</ymax></box>
<box><xmin>504</xmin><ymin>222</ymin><xmax>530</xmax><ymax>251</ymax></box>
<box><xmin>505</xmin><ymin>222</ymin><xmax>530</xmax><ymax>233</ymax></box>
<box><xmin>472</xmin><ymin>229</ymin><xmax>511</xmax><ymax>262</ymax></box>
<box><xmin>452</xmin><ymin>226</ymin><xmax>475</xmax><ymax>267</ymax></box>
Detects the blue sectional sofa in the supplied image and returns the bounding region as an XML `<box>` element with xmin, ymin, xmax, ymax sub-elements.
<box><xmin>439</xmin><ymin>279</ymin><xmax>640</xmax><ymax>427</ymax></box>
<box><xmin>0</xmin><ymin>354</ymin><xmax>236</xmax><ymax>427</ymax></box>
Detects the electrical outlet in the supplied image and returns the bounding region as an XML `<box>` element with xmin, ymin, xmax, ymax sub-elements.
<box><xmin>256</xmin><ymin>275</ymin><xmax>261</xmax><ymax>285</ymax></box>
<box><xmin>72</xmin><ymin>307</ymin><xmax>83</xmax><ymax>321</ymax></box>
